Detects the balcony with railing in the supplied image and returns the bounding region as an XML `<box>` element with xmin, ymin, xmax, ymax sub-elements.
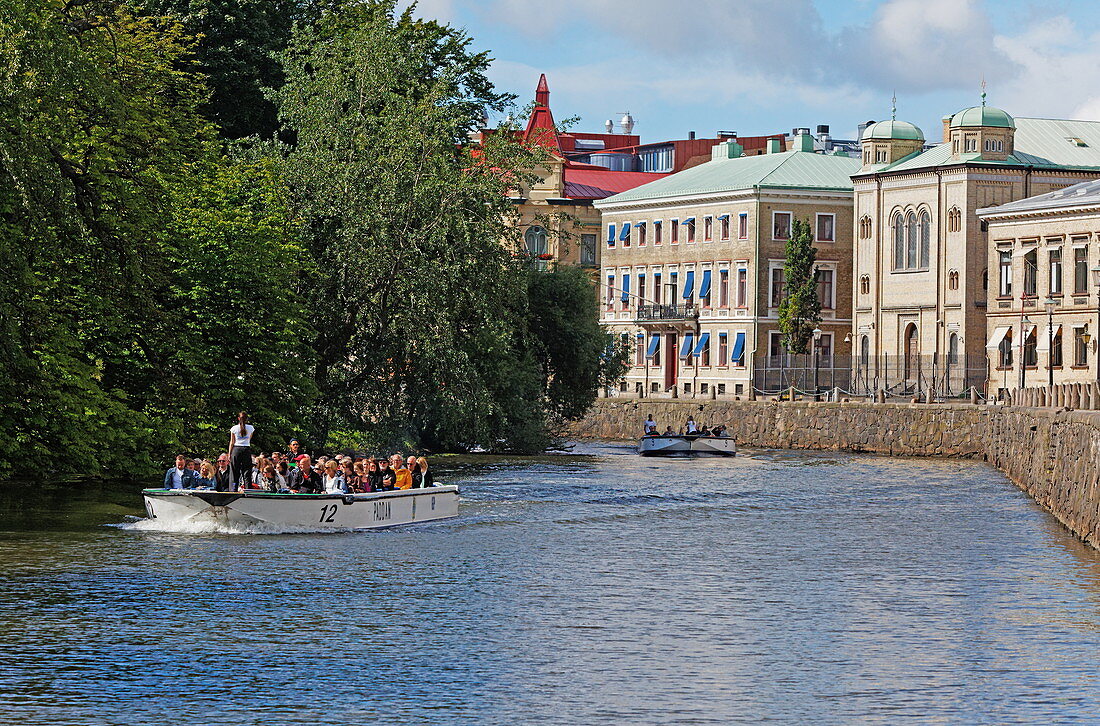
<box><xmin>635</xmin><ymin>304</ymin><xmax>698</xmax><ymax>323</ymax></box>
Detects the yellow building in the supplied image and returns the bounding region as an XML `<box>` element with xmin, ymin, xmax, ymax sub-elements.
<box><xmin>595</xmin><ymin>135</ymin><xmax>859</xmax><ymax>399</ymax></box>
<box><xmin>978</xmin><ymin>179</ymin><xmax>1100</xmax><ymax>400</ymax></box>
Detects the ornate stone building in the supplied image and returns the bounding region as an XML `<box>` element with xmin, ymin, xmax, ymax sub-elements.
<box><xmin>851</xmin><ymin>99</ymin><xmax>1100</xmax><ymax>397</ymax></box>
<box><xmin>596</xmin><ymin>136</ymin><xmax>859</xmax><ymax>399</ymax></box>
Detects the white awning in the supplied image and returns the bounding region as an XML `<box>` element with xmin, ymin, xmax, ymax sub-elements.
<box><xmin>1018</xmin><ymin>324</ymin><xmax>1037</xmax><ymax>349</ymax></box>
<box><xmin>1036</xmin><ymin>323</ymin><xmax>1062</xmax><ymax>352</ymax></box>
<box><xmin>986</xmin><ymin>326</ymin><xmax>1011</xmax><ymax>350</ymax></box>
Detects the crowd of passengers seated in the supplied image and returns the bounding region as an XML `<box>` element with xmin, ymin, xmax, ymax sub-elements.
<box><xmin>642</xmin><ymin>415</ymin><xmax>730</xmax><ymax>438</ymax></box>
<box><xmin>163</xmin><ymin>447</ymin><xmax>435</xmax><ymax>494</ymax></box>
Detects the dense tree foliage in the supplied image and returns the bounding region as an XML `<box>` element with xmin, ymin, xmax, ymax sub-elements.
<box><xmin>777</xmin><ymin>218</ymin><xmax>822</xmax><ymax>355</ymax></box>
<box><xmin>0</xmin><ymin>0</ymin><xmax>623</xmax><ymax>481</ymax></box>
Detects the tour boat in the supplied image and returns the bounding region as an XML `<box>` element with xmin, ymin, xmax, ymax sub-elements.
<box><xmin>638</xmin><ymin>435</ymin><xmax>737</xmax><ymax>457</ymax></box>
<box><xmin>141</xmin><ymin>486</ymin><xmax>459</xmax><ymax>531</ymax></box>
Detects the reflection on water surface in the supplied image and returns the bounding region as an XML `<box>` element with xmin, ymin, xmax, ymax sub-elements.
<box><xmin>1</xmin><ymin>443</ymin><xmax>1099</xmax><ymax>724</ymax></box>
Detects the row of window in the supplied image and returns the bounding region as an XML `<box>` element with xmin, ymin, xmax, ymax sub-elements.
<box><xmin>607</xmin><ymin>212</ymin><xmax>836</xmax><ymax>248</ymax></box>
<box><xmin>893</xmin><ymin>209</ymin><xmax>932</xmax><ymax>271</ymax></box>
<box><xmin>858</xmin><ymin>269</ymin><xmax>960</xmax><ymax>295</ymax></box>
<box><xmin>604</xmin><ymin>265</ymin><xmax>837</xmax><ymax>310</ymax></box>
<box><xmin>997</xmin><ymin>244</ymin><xmax>1089</xmax><ymax>298</ymax></box>
<box><xmin>629</xmin><ymin>331</ymin><xmax>836</xmax><ymax>368</ymax></box>
<box><xmin>855</xmin><ymin>207</ymin><xmax>964</xmax><ymax>242</ymax></box>
<box><xmin>632</xmin><ymin>332</ymin><xmax>748</xmax><ymax>368</ymax></box>
<box><xmin>992</xmin><ymin>326</ymin><xmax>1088</xmax><ymax>369</ymax></box>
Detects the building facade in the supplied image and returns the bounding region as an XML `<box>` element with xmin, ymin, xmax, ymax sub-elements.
<box><xmin>851</xmin><ymin>102</ymin><xmax>1100</xmax><ymax>398</ymax></box>
<box><xmin>595</xmin><ymin>136</ymin><xmax>860</xmax><ymax>399</ymax></box>
<box><xmin>978</xmin><ymin>178</ymin><xmax>1100</xmax><ymax>398</ymax></box>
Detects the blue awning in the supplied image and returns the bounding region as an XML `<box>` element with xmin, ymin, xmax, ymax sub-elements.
<box><xmin>682</xmin><ymin>270</ymin><xmax>695</xmax><ymax>298</ymax></box>
<box><xmin>717</xmin><ymin>214</ymin><xmax>730</xmax><ymax>221</ymax></box>
<box><xmin>619</xmin><ymin>223</ymin><xmax>632</xmax><ymax>241</ymax></box>
<box><xmin>635</xmin><ymin>220</ymin><xmax>646</xmax><ymax>227</ymax></box>
<box><xmin>607</xmin><ymin>223</ymin><xmax>616</xmax><ymax>243</ymax></box>
<box><xmin>646</xmin><ymin>334</ymin><xmax>660</xmax><ymax>358</ymax></box>
<box><xmin>698</xmin><ymin>270</ymin><xmax>712</xmax><ymax>299</ymax></box>
<box><xmin>621</xmin><ymin>274</ymin><xmax>630</xmax><ymax>302</ymax></box>
<box><xmin>731</xmin><ymin>331</ymin><xmax>746</xmax><ymax>364</ymax></box>
<box><xmin>692</xmin><ymin>332</ymin><xmax>710</xmax><ymax>357</ymax></box>
<box><xmin>679</xmin><ymin>334</ymin><xmax>694</xmax><ymax>358</ymax></box>
<box><xmin>683</xmin><ymin>217</ymin><xmax>696</xmax><ymax>224</ymax></box>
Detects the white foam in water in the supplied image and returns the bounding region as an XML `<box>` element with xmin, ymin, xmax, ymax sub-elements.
<box><xmin>112</xmin><ymin>517</ymin><xmax>349</xmax><ymax>536</ymax></box>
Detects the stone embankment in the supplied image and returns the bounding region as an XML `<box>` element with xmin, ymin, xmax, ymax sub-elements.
<box><xmin>569</xmin><ymin>399</ymin><xmax>1100</xmax><ymax>549</ymax></box>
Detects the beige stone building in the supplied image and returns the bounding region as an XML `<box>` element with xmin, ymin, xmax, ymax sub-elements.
<box><xmin>852</xmin><ymin>101</ymin><xmax>1100</xmax><ymax>398</ymax></box>
<box><xmin>978</xmin><ymin>179</ymin><xmax>1100</xmax><ymax>399</ymax></box>
<box><xmin>595</xmin><ymin>136</ymin><xmax>860</xmax><ymax>399</ymax></box>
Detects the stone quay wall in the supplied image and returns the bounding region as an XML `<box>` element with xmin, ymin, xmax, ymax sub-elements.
<box><xmin>568</xmin><ymin>399</ymin><xmax>1100</xmax><ymax>549</ymax></box>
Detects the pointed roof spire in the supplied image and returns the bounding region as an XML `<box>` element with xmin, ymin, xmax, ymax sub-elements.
<box><xmin>981</xmin><ymin>76</ymin><xmax>987</xmax><ymax>107</ymax></box>
<box><xmin>891</xmin><ymin>91</ymin><xmax>897</xmax><ymax>121</ymax></box>
<box><xmin>535</xmin><ymin>73</ymin><xmax>550</xmax><ymax>108</ymax></box>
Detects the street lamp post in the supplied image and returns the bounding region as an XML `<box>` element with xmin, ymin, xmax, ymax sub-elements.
<box><xmin>1019</xmin><ymin>315</ymin><xmax>1033</xmax><ymax>392</ymax></box>
<box><xmin>812</xmin><ymin>327</ymin><xmax>823</xmax><ymax>395</ymax></box>
<box><xmin>1093</xmin><ymin>265</ymin><xmax>1100</xmax><ymax>387</ymax></box>
<box><xmin>1044</xmin><ymin>297</ymin><xmax>1057</xmax><ymax>390</ymax></box>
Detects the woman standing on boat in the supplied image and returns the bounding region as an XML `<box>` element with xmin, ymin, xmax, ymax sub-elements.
<box><xmin>228</xmin><ymin>411</ymin><xmax>255</xmax><ymax>490</ymax></box>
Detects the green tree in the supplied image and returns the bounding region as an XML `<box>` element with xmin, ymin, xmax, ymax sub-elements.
<box><xmin>276</xmin><ymin>0</ymin><xmax>549</xmax><ymax>452</ymax></box>
<box><xmin>777</xmin><ymin>218</ymin><xmax>822</xmax><ymax>355</ymax></box>
<box><xmin>525</xmin><ymin>266</ymin><xmax>629</xmax><ymax>421</ymax></box>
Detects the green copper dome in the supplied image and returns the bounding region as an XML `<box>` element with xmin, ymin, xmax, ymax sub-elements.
<box><xmin>950</xmin><ymin>105</ymin><xmax>1015</xmax><ymax>129</ymax></box>
<box><xmin>861</xmin><ymin>119</ymin><xmax>925</xmax><ymax>142</ymax></box>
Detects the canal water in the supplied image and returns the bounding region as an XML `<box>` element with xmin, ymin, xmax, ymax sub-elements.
<box><xmin>1</xmin><ymin>443</ymin><xmax>1099</xmax><ymax>724</ymax></box>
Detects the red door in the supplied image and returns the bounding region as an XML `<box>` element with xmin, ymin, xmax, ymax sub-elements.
<box><xmin>664</xmin><ymin>333</ymin><xmax>678</xmax><ymax>390</ymax></box>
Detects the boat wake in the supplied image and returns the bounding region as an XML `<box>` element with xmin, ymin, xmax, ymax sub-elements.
<box><xmin>111</xmin><ymin>516</ymin><xmax>349</xmax><ymax>536</ymax></box>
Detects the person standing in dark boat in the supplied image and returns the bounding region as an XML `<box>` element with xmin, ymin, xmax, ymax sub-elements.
<box><xmin>228</xmin><ymin>411</ymin><xmax>255</xmax><ymax>490</ymax></box>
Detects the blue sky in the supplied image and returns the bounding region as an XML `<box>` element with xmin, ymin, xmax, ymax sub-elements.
<box><xmin>408</xmin><ymin>0</ymin><xmax>1100</xmax><ymax>144</ymax></box>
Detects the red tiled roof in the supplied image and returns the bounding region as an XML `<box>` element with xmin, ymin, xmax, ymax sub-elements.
<box><xmin>563</xmin><ymin>167</ymin><xmax>667</xmax><ymax>200</ymax></box>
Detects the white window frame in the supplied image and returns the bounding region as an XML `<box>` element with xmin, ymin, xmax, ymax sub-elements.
<box><xmin>717</xmin><ymin>264</ymin><xmax>730</xmax><ymax>309</ymax></box>
<box><xmin>815</xmin><ymin>212</ymin><xmax>836</xmax><ymax>243</ymax></box>
<box><xmin>738</xmin><ymin>212</ymin><xmax>748</xmax><ymax>240</ymax></box>
<box><xmin>772</xmin><ymin>211</ymin><xmax>792</xmax><ymax>241</ymax></box>
<box><xmin>815</xmin><ymin>264</ymin><xmax>837</xmax><ymax>310</ymax></box>
<box><xmin>670</xmin><ymin>218</ymin><xmax>680</xmax><ymax>245</ymax></box>
<box><xmin>703</xmin><ymin>215</ymin><xmax>714</xmax><ymax>243</ymax></box>
<box><xmin>736</xmin><ymin>265</ymin><xmax>749</xmax><ymax>308</ymax></box>
<box><xmin>717</xmin><ymin>329</ymin><xmax>729</xmax><ymax>368</ymax></box>
<box><xmin>768</xmin><ymin>260</ymin><xmax>785</xmax><ymax>309</ymax></box>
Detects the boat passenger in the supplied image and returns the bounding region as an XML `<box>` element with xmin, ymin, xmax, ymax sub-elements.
<box><xmin>323</xmin><ymin>460</ymin><xmax>347</xmax><ymax>494</ymax></box>
<box><xmin>275</xmin><ymin>461</ymin><xmax>290</xmax><ymax>489</ymax></box>
<box><xmin>685</xmin><ymin>416</ymin><xmax>699</xmax><ymax>435</ymax></box>
<box><xmin>214</xmin><ymin>453</ymin><xmax>233</xmax><ymax>492</ymax></box>
<box><xmin>366</xmin><ymin>459</ymin><xmax>383</xmax><ymax>492</ymax></box>
<box><xmin>258</xmin><ymin>465</ymin><xmax>280</xmax><ymax>492</ymax></box>
<box><xmin>378</xmin><ymin>458</ymin><xmax>397</xmax><ymax>490</ymax></box>
<box><xmin>414</xmin><ymin>457</ymin><xmax>434</xmax><ymax>488</ymax></box>
<box><xmin>164</xmin><ymin>455</ymin><xmax>197</xmax><ymax>489</ymax></box>
<box><xmin>185</xmin><ymin>458</ymin><xmax>199</xmax><ymax>472</ymax></box>
<box><xmin>341</xmin><ymin>460</ymin><xmax>359</xmax><ymax>492</ymax></box>
<box><xmin>699</xmin><ymin>426</ymin><xmax>711</xmax><ymax>437</ymax></box>
<box><xmin>228</xmin><ymin>411</ymin><xmax>255</xmax><ymax>489</ymax></box>
<box><xmin>662</xmin><ymin>426</ymin><xmax>675</xmax><ymax>436</ymax></box>
<box><xmin>193</xmin><ymin>461</ymin><xmax>218</xmax><ymax>490</ymax></box>
<box><xmin>351</xmin><ymin>461</ymin><xmax>366</xmax><ymax>493</ymax></box>
<box><xmin>643</xmin><ymin>414</ymin><xmax>658</xmax><ymax>435</ymax></box>
<box><xmin>288</xmin><ymin>455</ymin><xmax>321</xmax><ymax>493</ymax></box>
<box><xmin>287</xmin><ymin>439</ymin><xmax>302</xmax><ymax>463</ymax></box>
<box><xmin>391</xmin><ymin>455</ymin><xmax>412</xmax><ymax>490</ymax></box>
<box><xmin>714</xmin><ymin>425</ymin><xmax>729</xmax><ymax>438</ymax></box>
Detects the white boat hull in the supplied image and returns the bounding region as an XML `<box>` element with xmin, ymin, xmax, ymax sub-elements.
<box><xmin>638</xmin><ymin>436</ymin><xmax>737</xmax><ymax>457</ymax></box>
<box><xmin>141</xmin><ymin>486</ymin><xmax>459</xmax><ymax>531</ymax></box>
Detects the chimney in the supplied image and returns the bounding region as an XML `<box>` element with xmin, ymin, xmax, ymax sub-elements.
<box><xmin>766</xmin><ymin>137</ymin><xmax>783</xmax><ymax>154</ymax></box>
<box><xmin>942</xmin><ymin>115</ymin><xmax>952</xmax><ymax>144</ymax></box>
<box><xmin>689</xmin><ymin>131</ymin><xmax>696</xmax><ymax>140</ymax></box>
<box><xmin>717</xmin><ymin>130</ymin><xmax>737</xmax><ymax>139</ymax></box>
<box><xmin>816</xmin><ymin>124</ymin><xmax>830</xmax><ymax>135</ymax></box>
<box><xmin>793</xmin><ymin>131</ymin><xmax>814</xmax><ymax>152</ymax></box>
<box><xmin>857</xmin><ymin>119</ymin><xmax>876</xmax><ymax>142</ymax></box>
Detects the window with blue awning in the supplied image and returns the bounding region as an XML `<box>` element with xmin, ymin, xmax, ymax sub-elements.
<box><xmin>621</xmin><ymin>274</ymin><xmax>630</xmax><ymax>302</ymax></box>
<box><xmin>679</xmin><ymin>334</ymin><xmax>694</xmax><ymax>358</ymax></box>
<box><xmin>619</xmin><ymin>222</ymin><xmax>632</xmax><ymax>241</ymax></box>
<box><xmin>682</xmin><ymin>270</ymin><xmax>695</xmax><ymax>298</ymax></box>
<box><xmin>717</xmin><ymin>214</ymin><xmax>730</xmax><ymax>221</ymax></box>
<box><xmin>607</xmin><ymin>224</ymin><xmax>616</xmax><ymax>244</ymax></box>
<box><xmin>683</xmin><ymin>217</ymin><xmax>696</xmax><ymax>224</ymax></box>
<box><xmin>646</xmin><ymin>334</ymin><xmax>660</xmax><ymax>358</ymax></box>
<box><xmin>731</xmin><ymin>331</ymin><xmax>746</xmax><ymax>364</ymax></box>
<box><xmin>692</xmin><ymin>332</ymin><xmax>710</xmax><ymax>357</ymax></box>
<box><xmin>699</xmin><ymin>270</ymin><xmax>712</xmax><ymax>299</ymax></box>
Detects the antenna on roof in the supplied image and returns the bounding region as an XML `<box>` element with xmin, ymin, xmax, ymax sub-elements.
<box><xmin>891</xmin><ymin>91</ymin><xmax>897</xmax><ymax>121</ymax></box>
<box><xmin>981</xmin><ymin>77</ymin><xmax>987</xmax><ymax>107</ymax></box>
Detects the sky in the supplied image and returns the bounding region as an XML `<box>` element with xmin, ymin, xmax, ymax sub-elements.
<box><xmin>403</xmin><ymin>0</ymin><xmax>1100</xmax><ymax>144</ymax></box>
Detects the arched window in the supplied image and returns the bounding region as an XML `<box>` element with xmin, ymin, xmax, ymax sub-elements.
<box><xmin>999</xmin><ymin>329</ymin><xmax>1013</xmax><ymax>368</ymax></box>
<box><xmin>919</xmin><ymin>209</ymin><xmax>931</xmax><ymax>268</ymax></box>
<box><xmin>904</xmin><ymin>323</ymin><xmax>919</xmax><ymax>380</ymax></box>
<box><xmin>860</xmin><ymin>275</ymin><xmax>870</xmax><ymax>295</ymax></box>
<box><xmin>906</xmin><ymin>211</ymin><xmax>918</xmax><ymax>269</ymax></box>
<box><xmin>524</xmin><ymin>226</ymin><xmax>548</xmax><ymax>257</ymax></box>
<box><xmin>948</xmin><ymin>333</ymin><xmax>959</xmax><ymax>365</ymax></box>
<box><xmin>860</xmin><ymin>335</ymin><xmax>870</xmax><ymax>367</ymax></box>
<box><xmin>893</xmin><ymin>214</ymin><xmax>905</xmax><ymax>269</ymax></box>
<box><xmin>948</xmin><ymin>270</ymin><xmax>959</xmax><ymax>290</ymax></box>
